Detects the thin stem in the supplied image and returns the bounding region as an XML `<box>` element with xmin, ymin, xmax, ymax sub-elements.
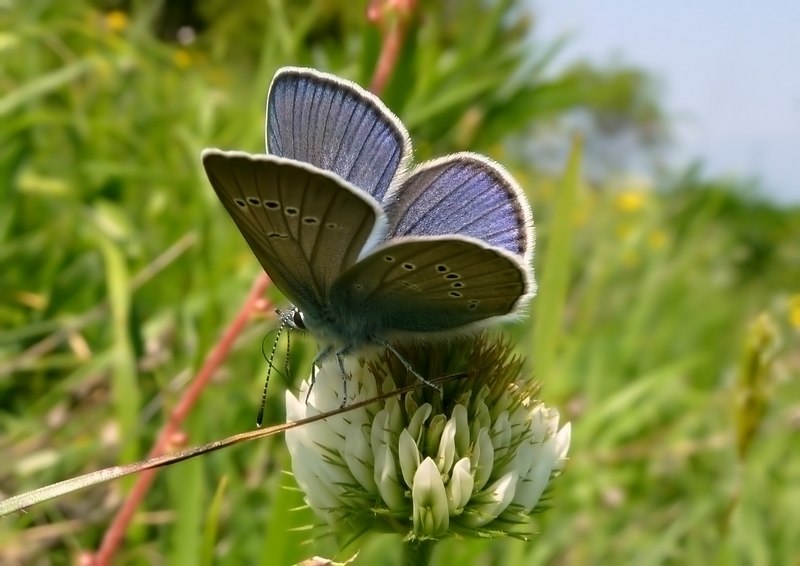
<box><xmin>89</xmin><ymin>273</ymin><xmax>272</xmax><ymax>566</ymax></box>
<box><xmin>403</xmin><ymin>539</ymin><xmax>436</xmax><ymax>566</ymax></box>
<box><xmin>368</xmin><ymin>0</ymin><xmax>416</xmax><ymax>95</ymax></box>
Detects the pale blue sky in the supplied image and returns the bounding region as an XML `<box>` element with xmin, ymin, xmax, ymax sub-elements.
<box><xmin>534</xmin><ymin>1</ymin><xmax>800</xmax><ymax>203</ymax></box>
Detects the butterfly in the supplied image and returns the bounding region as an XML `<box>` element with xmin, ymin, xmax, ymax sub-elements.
<box><xmin>202</xmin><ymin>67</ymin><xmax>535</xmax><ymax>401</ymax></box>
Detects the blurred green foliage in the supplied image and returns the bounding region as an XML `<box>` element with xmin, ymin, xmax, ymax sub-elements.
<box><xmin>1</xmin><ymin>0</ymin><xmax>798</xmax><ymax>564</ymax></box>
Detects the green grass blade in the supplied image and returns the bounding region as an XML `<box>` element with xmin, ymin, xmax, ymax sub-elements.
<box><xmin>94</xmin><ymin>229</ymin><xmax>140</xmax><ymax>463</ymax></box>
<box><xmin>533</xmin><ymin>138</ymin><xmax>582</xmax><ymax>381</ymax></box>
<box><xmin>0</xmin><ymin>59</ymin><xmax>94</xmax><ymax>117</ymax></box>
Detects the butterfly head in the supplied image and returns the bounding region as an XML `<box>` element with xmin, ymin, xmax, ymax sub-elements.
<box><xmin>277</xmin><ymin>306</ymin><xmax>307</xmax><ymax>331</ymax></box>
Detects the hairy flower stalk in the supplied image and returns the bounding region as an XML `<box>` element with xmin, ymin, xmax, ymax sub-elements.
<box><xmin>284</xmin><ymin>335</ymin><xmax>570</xmax><ymax>542</ymax></box>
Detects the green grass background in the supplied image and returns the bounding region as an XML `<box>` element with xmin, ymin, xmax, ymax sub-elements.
<box><xmin>1</xmin><ymin>1</ymin><xmax>799</xmax><ymax>564</ymax></box>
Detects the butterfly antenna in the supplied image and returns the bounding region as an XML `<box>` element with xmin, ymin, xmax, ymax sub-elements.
<box><xmin>257</xmin><ymin>324</ymin><xmax>284</xmax><ymax>427</ymax></box>
<box><xmin>285</xmin><ymin>320</ymin><xmax>291</xmax><ymax>384</ymax></box>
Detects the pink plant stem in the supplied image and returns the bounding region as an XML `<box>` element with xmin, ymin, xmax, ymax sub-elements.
<box><xmin>368</xmin><ymin>0</ymin><xmax>416</xmax><ymax>95</ymax></box>
<box><xmin>89</xmin><ymin>273</ymin><xmax>272</xmax><ymax>566</ymax></box>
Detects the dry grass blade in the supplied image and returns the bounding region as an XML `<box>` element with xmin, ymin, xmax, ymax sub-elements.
<box><xmin>0</xmin><ymin>373</ymin><xmax>464</xmax><ymax>517</ymax></box>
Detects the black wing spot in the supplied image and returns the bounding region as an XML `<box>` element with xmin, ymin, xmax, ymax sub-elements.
<box><xmin>445</xmin><ymin>273</ymin><xmax>460</xmax><ymax>280</ymax></box>
<box><xmin>449</xmin><ymin>291</ymin><xmax>463</xmax><ymax>298</ymax></box>
<box><xmin>285</xmin><ymin>206</ymin><xmax>299</xmax><ymax>216</ymax></box>
<box><xmin>451</xmin><ymin>281</ymin><xmax>464</xmax><ymax>288</ymax></box>
<box><xmin>384</xmin><ymin>255</ymin><xmax>395</xmax><ymax>263</ymax></box>
<box><xmin>436</xmin><ymin>264</ymin><xmax>449</xmax><ymax>273</ymax></box>
<box><xmin>247</xmin><ymin>197</ymin><xmax>261</xmax><ymax>206</ymax></box>
<box><xmin>234</xmin><ymin>198</ymin><xmax>247</xmax><ymax>209</ymax></box>
<box><xmin>326</xmin><ymin>222</ymin><xmax>338</xmax><ymax>229</ymax></box>
<box><xmin>467</xmin><ymin>303</ymin><xmax>478</xmax><ymax>310</ymax></box>
<box><xmin>402</xmin><ymin>263</ymin><xmax>415</xmax><ymax>271</ymax></box>
<box><xmin>264</xmin><ymin>200</ymin><xmax>280</xmax><ymax>209</ymax></box>
<box><xmin>302</xmin><ymin>216</ymin><xmax>319</xmax><ymax>225</ymax></box>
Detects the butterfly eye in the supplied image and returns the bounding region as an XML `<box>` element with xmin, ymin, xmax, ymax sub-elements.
<box><xmin>292</xmin><ymin>310</ymin><xmax>306</xmax><ymax>330</ymax></box>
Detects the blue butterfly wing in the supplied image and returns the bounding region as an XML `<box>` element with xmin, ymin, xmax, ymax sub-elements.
<box><xmin>331</xmin><ymin>236</ymin><xmax>532</xmax><ymax>333</ymax></box>
<box><xmin>384</xmin><ymin>153</ymin><xmax>533</xmax><ymax>260</ymax></box>
<box><xmin>266</xmin><ymin>67</ymin><xmax>412</xmax><ymax>203</ymax></box>
<box><xmin>202</xmin><ymin>149</ymin><xmax>384</xmax><ymax>313</ymax></box>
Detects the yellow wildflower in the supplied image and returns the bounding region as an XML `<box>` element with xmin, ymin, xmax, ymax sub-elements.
<box><xmin>789</xmin><ymin>294</ymin><xmax>800</xmax><ymax>329</ymax></box>
<box><xmin>615</xmin><ymin>190</ymin><xmax>646</xmax><ymax>213</ymax></box>
<box><xmin>105</xmin><ymin>10</ymin><xmax>129</xmax><ymax>33</ymax></box>
<box><xmin>173</xmin><ymin>49</ymin><xmax>192</xmax><ymax>69</ymax></box>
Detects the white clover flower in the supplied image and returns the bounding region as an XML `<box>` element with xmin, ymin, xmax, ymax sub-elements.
<box><xmin>285</xmin><ymin>336</ymin><xmax>570</xmax><ymax>541</ymax></box>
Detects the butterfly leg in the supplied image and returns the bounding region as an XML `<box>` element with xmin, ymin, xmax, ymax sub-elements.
<box><xmin>380</xmin><ymin>341</ymin><xmax>442</xmax><ymax>393</ymax></box>
<box><xmin>335</xmin><ymin>348</ymin><xmax>353</xmax><ymax>408</ymax></box>
<box><xmin>306</xmin><ymin>345</ymin><xmax>334</xmax><ymax>404</ymax></box>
